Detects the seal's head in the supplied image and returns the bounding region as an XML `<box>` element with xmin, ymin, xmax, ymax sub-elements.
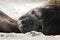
<box><xmin>18</xmin><ymin>9</ymin><xmax>42</xmax><ymax>33</ymax></box>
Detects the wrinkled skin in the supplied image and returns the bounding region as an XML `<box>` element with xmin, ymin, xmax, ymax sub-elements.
<box><xmin>18</xmin><ymin>8</ymin><xmax>42</xmax><ymax>33</ymax></box>
<box><xmin>18</xmin><ymin>4</ymin><xmax>60</xmax><ymax>35</ymax></box>
<box><xmin>41</xmin><ymin>5</ymin><xmax>60</xmax><ymax>35</ymax></box>
<box><xmin>0</xmin><ymin>10</ymin><xmax>21</xmax><ymax>33</ymax></box>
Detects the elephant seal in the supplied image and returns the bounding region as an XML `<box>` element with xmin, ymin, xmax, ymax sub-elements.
<box><xmin>18</xmin><ymin>8</ymin><xmax>42</xmax><ymax>33</ymax></box>
<box><xmin>0</xmin><ymin>10</ymin><xmax>21</xmax><ymax>33</ymax></box>
<box><xmin>18</xmin><ymin>0</ymin><xmax>60</xmax><ymax>35</ymax></box>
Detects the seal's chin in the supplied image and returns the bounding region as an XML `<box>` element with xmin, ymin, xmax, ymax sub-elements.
<box><xmin>19</xmin><ymin>27</ymin><xmax>31</xmax><ymax>33</ymax></box>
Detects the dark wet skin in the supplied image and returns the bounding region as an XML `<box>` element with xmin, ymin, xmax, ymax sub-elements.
<box><xmin>18</xmin><ymin>4</ymin><xmax>60</xmax><ymax>35</ymax></box>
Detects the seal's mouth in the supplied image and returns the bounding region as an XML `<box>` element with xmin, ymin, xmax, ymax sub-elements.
<box><xmin>18</xmin><ymin>21</ymin><xmax>43</xmax><ymax>33</ymax></box>
<box><xmin>18</xmin><ymin>14</ymin><xmax>43</xmax><ymax>33</ymax></box>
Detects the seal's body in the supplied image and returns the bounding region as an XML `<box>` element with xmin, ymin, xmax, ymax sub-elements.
<box><xmin>0</xmin><ymin>10</ymin><xmax>20</xmax><ymax>33</ymax></box>
<box><xmin>18</xmin><ymin>0</ymin><xmax>60</xmax><ymax>35</ymax></box>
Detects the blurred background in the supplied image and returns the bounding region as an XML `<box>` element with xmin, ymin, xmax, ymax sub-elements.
<box><xmin>0</xmin><ymin>0</ymin><xmax>46</xmax><ymax>20</ymax></box>
<box><xmin>0</xmin><ymin>0</ymin><xmax>45</xmax><ymax>3</ymax></box>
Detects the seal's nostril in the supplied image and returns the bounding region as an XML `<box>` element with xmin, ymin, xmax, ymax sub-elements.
<box><xmin>18</xmin><ymin>20</ymin><xmax>23</xmax><ymax>30</ymax></box>
<box><xmin>18</xmin><ymin>24</ymin><xmax>23</xmax><ymax>33</ymax></box>
<box><xmin>19</xmin><ymin>24</ymin><xmax>23</xmax><ymax>27</ymax></box>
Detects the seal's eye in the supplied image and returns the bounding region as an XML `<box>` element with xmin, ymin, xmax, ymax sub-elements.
<box><xmin>31</xmin><ymin>10</ymin><xmax>36</xmax><ymax>14</ymax></box>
